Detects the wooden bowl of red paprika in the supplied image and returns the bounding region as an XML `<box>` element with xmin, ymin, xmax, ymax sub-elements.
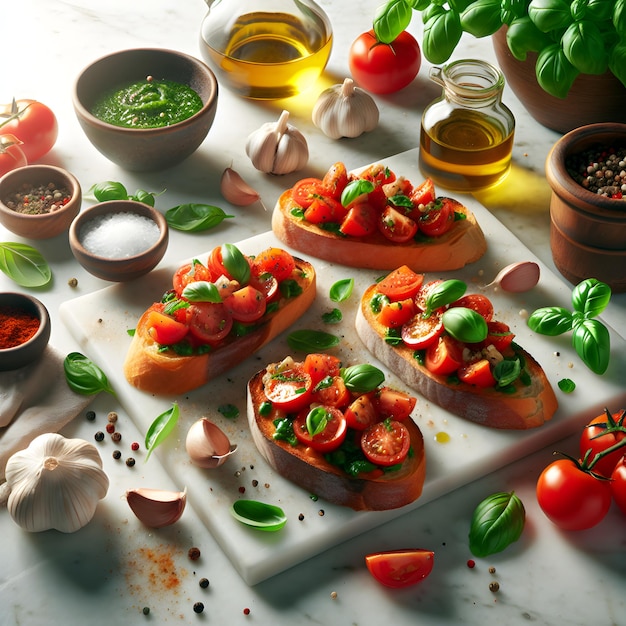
<box><xmin>0</xmin><ymin>292</ymin><xmax>51</xmax><ymax>371</ymax></box>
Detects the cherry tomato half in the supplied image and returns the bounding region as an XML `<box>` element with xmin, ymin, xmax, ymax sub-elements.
<box><xmin>365</xmin><ymin>549</ymin><xmax>434</xmax><ymax>588</ymax></box>
<box><xmin>293</xmin><ymin>405</ymin><xmax>347</xmax><ymax>453</ymax></box>
<box><xmin>145</xmin><ymin>310</ymin><xmax>188</xmax><ymax>345</ymax></box>
<box><xmin>349</xmin><ymin>30</ymin><xmax>421</xmax><ymax>94</ymax></box>
<box><xmin>401</xmin><ymin>310</ymin><xmax>444</xmax><ymax>349</ymax></box>
<box><xmin>379</xmin><ymin>205</ymin><xmax>418</xmax><ymax>243</ymax></box>
<box><xmin>457</xmin><ymin>359</ymin><xmax>496</xmax><ymax>387</ymax></box>
<box><xmin>419</xmin><ymin>198</ymin><xmax>455</xmax><ymax>237</ymax></box>
<box><xmin>579</xmin><ymin>409</ymin><xmax>626</xmax><ymax>477</ymax></box>
<box><xmin>263</xmin><ymin>363</ymin><xmax>313</xmax><ymax>413</ymax></box>
<box><xmin>425</xmin><ymin>335</ymin><xmax>464</xmax><ymax>376</ymax></box>
<box><xmin>361</xmin><ymin>419</ymin><xmax>411</xmax><ymax>466</ymax></box>
<box><xmin>450</xmin><ymin>294</ymin><xmax>494</xmax><ymax>322</ymax></box>
<box><xmin>187</xmin><ymin>302</ymin><xmax>233</xmax><ymax>345</ymax></box>
<box><xmin>292</xmin><ymin>177</ymin><xmax>326</xmax><ymax>208</ymax></box>
<box><xmin>375</xmin><ymin>387</ymin><xmax>416</xmax><ymax>421</ymax></box>
<box><xmin>224</xmin><ymin>285</ymin><xmax>266</xmax><ymax>323</ymax></box>
<box><xmin>376</xmin><ymin>265</ymin><xmax>424</xmax><ymax>301</ymax></box>
<box><xmin>251</xmin><ymin>247</ymin><xmax>296</xmax><ymax>282</ymax></box>
<box><xmin>344</xmin><ymin>394</ymin><xmax>379</xmax><ymax>431</ymax></box>
<box><xmin>536</xmin><ymin>458</ymin><xmax>612</xmax><ymax>531</ymax></box>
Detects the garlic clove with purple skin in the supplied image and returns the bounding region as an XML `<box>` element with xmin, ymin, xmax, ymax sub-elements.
<box><xmin>125</xmin><ymin>487</ymin><xmax>187</xmax><ymax>528</ymax></box>
<box><xmin>186</xmin><ymin>417</ymin><xmax>237</xmax><ymax>469</ymax></box>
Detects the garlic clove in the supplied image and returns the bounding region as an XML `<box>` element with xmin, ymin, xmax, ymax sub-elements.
<box><xmin>220</xmin><ymin>166</ymin><xmax>263</xmax><ymax>208</ymax></box>
<box><xmin>186</xmin><ymin>417</ymin><xmax>238</xmax><ymax>469</ymax></box>
<box><xmin>125</xmin><ymin>487</ymin><xmax>187</xmax><ymax>528</ymax></box>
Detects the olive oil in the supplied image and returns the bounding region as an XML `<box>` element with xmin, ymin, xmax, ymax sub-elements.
<box><xmin>419</xmin><ymin>108</ymin><xmax>514</xmax><ymax>191</ymax></box>
<box><xmin>200</xmin><ymin>12</ymin><xmax>332</xmax><ymax>99</ymax></box>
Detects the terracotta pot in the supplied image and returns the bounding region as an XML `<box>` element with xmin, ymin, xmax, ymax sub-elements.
<box><xmin>545</xmin><ymin>123</ymin><xmax>626</xmax><ymax>292</ymax></box>
<box><xmin>492</xmin><ymin>28</ymin><xmax>626</xmax><ymax>134</ymax></box>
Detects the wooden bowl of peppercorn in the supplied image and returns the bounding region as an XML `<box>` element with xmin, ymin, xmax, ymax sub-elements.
<box><xmin>0</xmin><ymin>292</ymin><xmax>51</xmax><ymax>371</ymax></box>
<box><xmin>546</xmin><ymin>122</ymin><xmax>626</xmax><ymax>292</ymax></box>
<box><xmin>0</xmin><ymin>165</ymin><xmax>82</xmax><ymax>240</ymax></box>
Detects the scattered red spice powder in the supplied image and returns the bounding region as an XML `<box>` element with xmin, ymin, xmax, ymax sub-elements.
<box><xmin>0</xmin><ymin>305</ymin><xmax>40</xmax><ymax>348</ymax></box>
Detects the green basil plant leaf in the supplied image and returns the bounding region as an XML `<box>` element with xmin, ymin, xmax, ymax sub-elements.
<box><xmin>535</xmin><ymin>44</ymin><xmax>579</xmax><ymax>98</ymax></box>
<box><xmin>469</xmin><ymin>491</ymin><xmax>526</xmax><ymax>557</ymax></box>
<box><xmin>221</xmin><ymin>243</ymin><xmax>251</xmax><ymax>285</ymax></box>
<box><xmin>562</xmin><ymin>21</ymin><xmax>608</xmax><ymax>75</ymax></box>
<box><xmin>571</xmin><ymin>278</ymin><xmax>611</xmax><ymax>318</ymax></box>
<box><xmin>64</xmin><ymin>351</ymin><xmax>115</xmax><ymax>396</ymax></box>
<box><xmin>231</xmin><ymin>499</ymin><xmax>287</xmax><ymax>532</ymax></box>
<box><xmin>424</xmin><ymin>279</ymin><xmax>466</xmax><ymax>316</ymax></box>
<box><xmin>373</xmin><ymin>0</ymin><xmax>412</xmax><ymax>44</ymax></box>
<box><xmin>341</xmin><ymin>363</ymin><xmax>385</xmax><ymax>393</ymax></box>
<box><xmin>506</xmin><ymin>16</ymin><xmax>553</xmax><ymax>60</ymax></box>
<box><xmin>340</xmin><ymin>179</ymin><xmax>375</xmax><ymax>207</ymax></box>
<box><xmin>182</xmin><ymin>280</ymin><xmax>222</xmax><ymax>303</ymax></box>
<box><xmin>527</xmin><ymin>0</ymin><xmax>572</xmax><ymax>32</ymax></box>
<box><xmin>145</xmin><ymin>402</ymin><xmax>180</xmax><ymax>462</ymax></box>
<box><xmin>165</xmin><ymin>204</ymin><xmax>234</xmax><ymax>232</ymax></box>
<box><xmin>442</xmin><ymin>307</ymin><xmax>488</xmax><ymax>343</ymax></box>
<box><xmin>572</xmin><ymin>318</ymin><xmax>611</xmax><ymax>375</ymax></box>
<box><xmin>527</xmin><ymin>306</ymin><xmax>573</xmax><ymax>335</ymax></box>
<box><xmin>88</xmin><ymin>180</ymin><xmax>129</xmax><ymax>202</ymax></box>
<box><xmin>0</xmin><ymin>242</ymin><xmax>51</xmax><ymax>287</ymax></box>
<box><xmin>330</xmin><ymin>278</ymin><xmax>354</xmax><ymax>302</ymax></box>
<box><xmin>460</xmin><ymin>0</ymin><xmax>503</xmax><ymax>38</ymax></box>
<box><xmin>130</xmin><ymin>188</ymin><xmax>157</xmax><ymax>207</ymax></box>
<box><xmin>422</xmin><ymin>5</ymin><xmax>463</xmax><ymax>64</ymax></box>
<box><xmin>287</xmin><ymin>329</ymin><xmax>340</xmax><ymax>352</ymax></box>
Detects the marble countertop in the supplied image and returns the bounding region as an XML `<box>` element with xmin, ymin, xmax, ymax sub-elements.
<box><xmin>1</xmin><ymin>1</ymin><xmax>624</xmax><ymax>625</ymax></box>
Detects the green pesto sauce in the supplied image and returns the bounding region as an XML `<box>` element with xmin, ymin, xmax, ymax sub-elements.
<box><xmin>91</xmin><ymin>77</ymin><xmax>203</xmax><ymax>128</ymax></box>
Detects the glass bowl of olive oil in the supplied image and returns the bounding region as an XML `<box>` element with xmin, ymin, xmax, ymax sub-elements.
<box><xmin>199</xmin><ymin>0</ymin><xmax>332</xmax><ymax>100</ymax></box>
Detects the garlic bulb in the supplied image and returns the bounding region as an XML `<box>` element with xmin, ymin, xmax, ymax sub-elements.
<box><xmin>246</xmin><ymin>110</ymin><xmax>309</xmax><ymax>175</ymax></box>
<box><xmin>126</xmin><ymin>487</ymin><xmax>186</xmax><ymax>528</ymax></box>
<box><xmin>186</xmin><ymin>417</ymin><xmax>237</xmax><ymax>469</ymax></box>
<box><xmin>312</xmin><ymin>78</ymin><xmax>379</xmax><ymax>139</ymax></box>
<box><xmin>3</xmin><ymin>433</ymin><xmax>109</xmax><ymax>533</ymax></box>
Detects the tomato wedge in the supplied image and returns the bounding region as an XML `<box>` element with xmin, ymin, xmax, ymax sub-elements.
<box><xmin>365</xmin><ymin>549</ymin><xmax>434</xmax><ymax>588</ymax></box>
<box><xmin>419</xmin><ymin>198</ymin><xmax>455</xmax><ymax>237</ymax></box>
<box><xmin>293</xmin><ymin>405</ymin><xmax>347</xmax><ymax>453</ymax></box>
<box><xmin>224</xmin><ymin>285</ymin><xmax>266</xmax><ymax>323</ymax></box>
<box><xmin>264</xmin><ymin>363</ymin><xmax>313</xmax><ymax>413</ymax></box>
<box><xmin>303</xmin><ymin>353</ymin><xmax>342</xmax><ymax>385</ymax></box>
<box><xmin>379</xmin><ymin>205</ymin><xmax>418</xmax><ymax>243</ymax></box>
<box><xmin>322</xmin><ymin>162</ymin><xmax>349</xmax><ymax>199</ymax></box>
<box><xmin>458</xmin><ymin>359</ymin><xmax>496</xmax><ymax>387</ymax></box>
<box><xmin>145</xmin><ymin>310</ymin><xmax>188</xmax><ymax>345</ymax></box>
<box><xmin>451</xmin><ymin>294</ymin><xmax>494</xmax><ymax>322</ymax></box>
<box><xmin>410</xmin><ymin>178</ymin><xmax>436</xmax><ymax>207</ymax></box>
<box><xmin>374</xmin><ymin>387</ymin><xmax>416</xmax><ymax>421</ymax></box>
<box><xmin>310</xmin><ymin>375</ymin><xmax>351</xmax><ymax>407</ymax></box>
<box><xmin>378</xmin><ymin>297</ymin><xmax>416</xmax><ymax>328</ymax></box>
<box><xmin>424</xmin><ymin>335</ymin><xmax>464</xmax><ymax>376</ymax></box>
<box><xmin>187</xmin><ymin>302</ymin><xmax>233</xmax><ymax>344</ymax></box>
<box><xmin>173</xmin><ymin>260</ymin><xmax>213</xmax><ymax>295</ymax></box>
<box><xmin>251</xmin><ymin>247</ymin><xmax>296</xmax><ymax>282</ymax></box>
<box><xmin>361</xmin><ymin>419</ymin><xmax>411</xmax><ymax>466</ymax></box>
<box><xmin>292</xmin><ymin>177</ymin><xmax>326</xmax><ymax>208</ymax></box>
<box><xmin>376</xmin><ymin>266</ymin><xmax>424</xmax><ymax>301</ymax></box>
<box><xmin>340</xmin><ymin>202</ymin><xmax>379</xmax><ymax>237</ymax></box>
<box><xmin>304</xmin><ymin>195</ymin><xmax>347</xmax><ymax>224</ymax></box>
<box><xmin>401</xmin><ymin>311</ymin><xmax>444</xmax><ymax>349</ymax></box>
<box><xmin>344</xmin><ymin>394</ymin><xmax>379</xmax><ymax>431</ymax></box>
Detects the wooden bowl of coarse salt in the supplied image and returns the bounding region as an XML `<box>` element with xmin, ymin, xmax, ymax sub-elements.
<box><xmin>69</xmin><ymin>200</ymin><xmax>168</xmax><ymax>282</ymax></box>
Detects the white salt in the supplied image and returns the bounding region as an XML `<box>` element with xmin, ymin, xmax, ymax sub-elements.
<box><xmin>79</xmin><ymin>212</ymin><xmax>161</xmax><ymax>259</ymax></box>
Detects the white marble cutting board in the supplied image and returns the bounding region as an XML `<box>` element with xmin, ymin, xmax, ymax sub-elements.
<box><xmin>59</xmin><ymin>160</ymin><xmax>626</xmax><ymax>586</ymax></box>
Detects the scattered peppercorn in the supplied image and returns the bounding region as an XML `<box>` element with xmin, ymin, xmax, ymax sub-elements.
<box><xmin>112</xmin><ymin>450</ymin><xmax>122</xmax><ymax>460</ymax></box>
<box><xmin>239</xmin><ymin>486</ymin><xmax>246</xmax><ymax>494</ymax></box>
<box><xmin>188</xmin><ymin>547</ymin><xmax>201</xmax><ymax>561</ymax></box>
<box><xmin>126</xmin><ymin>457</ymin><xmax>135</xmax><ymax>467</ymax></box>
<box><xmin>193</xmin><ymin>602</ymin><xmax>204</xmax><ymax>614</ymax></box>
<box><xmin>330</xmin><ymin>591</ymin><xmax>338</xmax><ymax>599</ymax></box>
<box><xmin>86</xmin><ymin>410</ymin><xmax>96</xmax><ymax>421</ymax></box>
<box><xmin>243</xmin><ymin>608</ymin><xmax>251</xmax><ymax>615</ymax></box>
<box><xmin>199</xmin><ymin>578</ymin><xmax>209</xmax><ymax>589</ymax></box>
<box><xmin>298</xmin><ymin>513</ymin><xmax>305</xmax><ymax>521</ymax></box>
<box><xmin>68</xmin><ymin>277</ymin><xmax>78</xmax><ymax>288</ymax></box>
<box><xmin>251</xmin><ymin>479</ymin><xmax>258</xmax><ymax>487</ymax></box>
<box><xmin>112</xmin><ymin>431</ymin><xmax>122</xmax><ymax>442</ymax></box>
<box><xmin>105</xmin><ymin>423</ymin><xmax>115</xmax><ymax>434</ymax></box>
<box><xmin>131</xmin><ymin>441</ymin><xmax>140</xmax><ymax>451</ymax></box>
<box><xmin>107</xmin><ymin>411</ymin><xmax>118</xmax><ymax>423</ymax></box>
<box><xmin>489</xmin><ymin>566</ymin><xmax>496</xmax><ymax>574</ymax></box>
<box><xmin>318</xmin><ymin>509</ymin><xmax>325</xmax><ymax>516</ymax></box>
<box><xmin>142</xmin><ymin>607</ymin><xmax>150</xmax><ymax>616</ymax></box>
<box><xmin>489</xmin><ymin>581</ymin><xmax>500</xmax><ymax>593</ymax></box>
<box><xmin>467</xmin><ymin>559</ymin><xmax>476</xmax><ymax>569</ymax></box>
<box><xmin>94</xmin><ymin>431</ymin><xmax>104</xmax><ymax>442</ymax></box>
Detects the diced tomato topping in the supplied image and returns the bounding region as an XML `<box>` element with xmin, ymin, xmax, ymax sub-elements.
<box><xmin>322</xmin><ymin>162</ymin><xmax>349</xmax><ymax>200</ymax></box>
<box><xmin>458</xmin><ymin>359</ymin><xmax>496</xmax><ymax>387</ymax></box>
<box><xmin>292</xmin><ymin>177</ymin><xmax>326</xmax><ymax>208</ymax></box>
<box><xmin>223</xmin><ymin>285</ymin><xmax>266</xmax><ymax>323</ymax></box>
<box><xmin>419</xmin><ymin>198</ymin><xmax>455</xmax><ymax>237</ymax></box>
<box><xmin>374</xmin><ymin>387</ymin><xmax>416</xmax><ymax>421</ymax></box>
<box><xmin>378</xmin><ymin>297</ymin><xmax>416</xmax><ymax>328</ymax></box>
<box><xmin>378</xmin><ymin>205</ymin><xmax>419</xmax><ymax>243</ymax></box>
<box><xmin>424</xmin><ymin>335</ymin><xmax>464</xmax><ymax>376</ymax></box>
<box><xmin>401</xmin><ymin>310</ymin><xmax>444</xmax><ymax>349</ymax></box>
<box><xmin>303</xmin><ymin>353</ymin><xmax>342</xmax><ymax>385</ymax></box>
<box><xmin>304</xmin><ymin>195</ymin><xmax>347</xmax><ymax>224</ymax></box>
<box><xmin>450</xmin><ymin>294</ymin><xmax>494</xmax><ymax>322</ymax></box>
<box><xmin>376</xmin><ymin>266</ymin><xmax>424</xmax><ymax>301</ymax></box>
<box><xmin>145</xmin><ymin>310</ymin><xmax>188</xmax><ymax>345</ymax></box>
<box><xmin>344</xmin><ymin>394</ymin><xmax>379</xmax><ymax>431</ymax></box>
<box><xmin>482</xmin><ymin>320</ymin><xmax>515</xmax><ymax>352</ymax></box>
<box><xmin>409</xmin><ymin>178</ymin><xmax>436</xmax><ymax>207</ymax></box>
<box><xmin>311</xmin><ymin>375</ymin><xmax>351</xmax><ymax>407</ymax></box>
<box><xmin>251</xmin><ymin>248</ymin><xmax>296</xmax><ymax>282</ymax></box>
<box><xmin>340</xmin><ymin>202</ymin><xmax>379</xmax><ymax>237</ymax></box>
<box><xmin>173</xmin><ymin>261</ymin><xmax>213</xmax><ymax>296</ymax></box>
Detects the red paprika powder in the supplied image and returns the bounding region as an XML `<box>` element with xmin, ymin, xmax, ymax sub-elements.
<box><xmin>0</xmin><ymin>304</ymin><xmax>40</xmax><ymax>349</ymax></box>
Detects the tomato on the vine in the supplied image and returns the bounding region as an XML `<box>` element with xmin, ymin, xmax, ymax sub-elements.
<box><xmin>0</xmin><ymin>134</ymin><xmax>27</xmax><ymax>176</ymax></box>
<box><xmin>579</xmin><ymin>408</ymin><xmax>626</xmax><ymax>477</ymax></box>
<box><xmin>0</xmin><ymin>99</ymin><xmax>58</xmax><ymax>161</ymax></box>
<box><xmin>349</xmin><ymin>30</ymin><xmax>421</xmax><ymax>94</ymax></box>
<box><xmin>610</xmin><ymin>456</ymin><xmax>626</xmax><ymax>516</ymax></box>
<box><xmin>536</xmin><ymin>458</ymin><xmax>612</xmax><ymax>531</ymax></box>
<box><xmin>365</xmin><ymin>549</ymin><xmax>434</xmax><ymax>588</ymax></box>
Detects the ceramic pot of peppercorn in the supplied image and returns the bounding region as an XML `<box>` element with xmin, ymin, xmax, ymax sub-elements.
<box><xmin>0</xmin><ymin>164</ymin><xmax>82</xmax><ymax>239</ymax></box>
<box><xmin>0</xmin><ymin>292</ymin><xmax>51</xmax><ymax>371</ymax></box>
<box><xmin>546</xmin><ymin>123</ymin><xmax>626</xmax><ymax>293</ymax></box>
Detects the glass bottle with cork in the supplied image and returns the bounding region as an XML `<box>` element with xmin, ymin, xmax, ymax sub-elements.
<box><xmin>419</xmin><ymin>59</ymin><xmax>515</xmax><ymax>192</ymax></box>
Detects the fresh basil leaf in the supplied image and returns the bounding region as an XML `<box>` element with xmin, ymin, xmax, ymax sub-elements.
<box><xmin>306</xmin><ymin>406</ymin><xmax>331</xmax><ymax>436</ymax></box>
<box><xmin>231</xmin><ymin>499</ymin><xmax>287</xmax><ymax>532</ymax></box>
<box><xmin>442</xmin><ymin>307</ymin><xmax>488</xmax><ymax>343</ymax></box>
<box><xmin>460</xmin><ymin>0</ymin><xmax>504</xmax><ymax>38</ymax></box>
<box><xmin>424</xmin><ymin>279</ymin><xmax>467</xmax><ymax>316</ymax></box>
<box><xmin>221</xmin><ymin>243</ymin><xmax>250</xmax><ymax>284</ymax></box>
<box><xmin>571</xmin><ymin>278</ymin><xmax>611</xmax><ymax>318</ymax></box>
<box><xmin>373</xmin><ymin>0</ymin><xmax>412</xmax><ymax>44</ymax></box>
<box><xmin>63</xmin><ymin>351</ymin><xmax>114</xmax><ymax>395</ymax></box>
<box><xmin>165</xmin><ymin>204</ymin><xmax>234</xmax><ymax>232</ymax></box>
<box><xmin>0</xmin><ymin>242</ymin><xmax>51</xmax><ymax>287</ymax></box>
<box><xmin>273</xmin><ymin>417</ymin><xmax>298</xmax><ymax>446</ymax></box>
<box><xmin>218</xmin><ymin>403</ymin><xmax>239</xmax><ymax>419</ymax></box>
<box><xmin>493</xmin><ymin>358</ymin><xmax>521</xmax><ymax>387</ymax></box>
<box><xmin>145</xmin><ymin>402</ymin><xmax>180</xmax><ymax>462</ymax></box>
<box><xmin>572</xmin><ymin>318</ymin><xmax>610</xmax><ymax>374</ymax></box>
<box><xmin>558</xmin><ymin>378</ymin><xmax>576</xmax><ymax>393</ymax></box>
<box><xmin>340</xmin><ymin>179</ymin><xmax>375</xmax><ymax>207</ymax></box>
<box><xmin>89</xmin><ymin>180</ymin><xmax>129</xmax><ymax>202</ymax></box>
<box><xmin>422</xmin><ymin>5</ymin><xmax>463</xmax><ymax>64</ymax></box>
<box><xmin>388</xmin><ymin>194</ymin><xmax>413</xmax><ymax>209</ymax></box>
<box><xmin>341</xmin><ymin>363</ymin><xmax>385</xmax><ymax>393</ymax></box>
<box><xmin>182</xmin><ymin>280</ymin><xmax>222</xmax><ymax>303</ymax></box>
<box><xmin>469</xmin><ymin>491</ymin><xmax>526</xmax><ymax>557</ymax></box>
<box><xmin>287</xmin><ymin>329</ymin><xmax>340</xmax><ymax>352</ymax></box>
<box><xmin>527</xmin><ymin>306</ymin><xmax>573</xmax><ymax>335</ymax></box>
<box><xmin>130</xmin><ymin>188</ymin><xmax>157</xmax><ymax>207</ymax></box>
<box><xmin>330</xmin><ymin>278</ymin><xmax>354</xmax><ymax>302</ymax></box>
<box><xmin>370</xmin><ymin>292</ymin><xmax>390</xmax><ymax>313</ymax></box>
<box><xmin>322</xmin><ymin>308</ymin><xmax>343</xmax><ymax>324</ymax></box>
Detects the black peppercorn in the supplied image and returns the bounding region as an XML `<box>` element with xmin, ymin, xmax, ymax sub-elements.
<box><xmin>94</xmin><ymin>431</ymin><xmax>104</xmax><ymax>442</ymax></box>
<box><xmin>193</xmin><ymin>602</ymin><xmax>204</xmax><ymax>614</ymax></box>
<box><xmin>199</xmin><ymin>578</ymin><xmax>209</xmax><ymax>588</ymax></box>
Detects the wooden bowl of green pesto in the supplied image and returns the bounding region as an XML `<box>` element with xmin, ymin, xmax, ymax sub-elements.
<box><xmin>72</xmin><ymin>48</ymin><xmax>218</xmax><ymax>171</ymax></box>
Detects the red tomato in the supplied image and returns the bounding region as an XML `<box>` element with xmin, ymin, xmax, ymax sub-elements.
<box><xmin>379</xmin><ymin>205</ymin><xmax>418</xmax><ymax>243</ymax></box>
<box><xmin>311</xmin><ymin>375</ymin><xmax>351</xmax><ymax>408</ymax></box>
<box><xmin>610</xmin><ymin>456</ymin><xmax>626</xmax><ymax>516</ymax></box>
<box><xmin>579</xmin><ymin>409</ymin><xmax>626</xmax><ymax>477</ymax></box>
<box><xmin>145</xmin><ymin>310</ymin><xmax>188</xmax><ymax>345</ymax></box>
<box><xmin>357</xmin><ymin>164</ymin><xmax>396</xmax><ymax>208</ymax></box>
<box><xmin>378</xmin><ymin>297</ymin><xmax>416</xmax><ymax>328</ymax></box>
<box><xmin>451</xmin><ymin>294</ymin><xmax>494</xmax><ymax>322</ymax></box>
<box><xmin>0</xmin><ymin>134</ymin><xmax>27</xmax><ymax>176</ymax></box>
<box><xmin>424</xmin><ymin>335</ymin><xmax>464</xmax><ymax>376</ymax></box>
<box><xmin>251</xmin><ymin>248</ymin><xmax>296</xmax><ymax>282</ymax></box>
<box><xmin>414</xmin><ymin>279</ymin><xmax>444</xmax><ymax>312</ymax></box>
<box><xmin>340</xmin><ymin>202</ymin><xmax>378</xmax><ymax>237</ymax></box>
<box><xmin>482</xmin><ymin>320</ymin><xmax>515</xmax><ymax>352</ymax></box>
<box><xmin>322</xmin><ymin>162</ymin><xmax>349</xmax><ymax>200</ymax></box>
<box><xmin>263</xmin><ymin>363</ymin><xmax>313</xmax><ymax>413</ymax></box>
<box><xmin>375</xmin><ymin>387</ymin><xmax>416</xmax><ymax>421</ymax></box>
<box><xmin>224</xmin><ymin>285</ymin><xmax>266</xmax><ymax>323</ymax></box>
<box><xmin>376</xmin><ymin>266</ymin><xmax>424</xmax><ymax>301</ymax></box>
<box><xmin>457</xmin><ymin>359</ymin><xmax>496</xmax><ymax>387</ymax></box>
<box><xmin>249</xmin><ymin>269</ymin><xmax>279</xmax><ymax>301</ymax></box>
<box><xmin>173</xmin><ymin>261</ymin><xmax>213</xmax><ymax>295</ymax></box>
<box><xmin>410</xmin><ymin>178</ymin><xmax>436</xmax><ymax>207</ymax></box>
<box><xmin>304</xmin><ymin>195</ymin><xmax>347</xmax><ymax>224</ymax></box>
<box><xmin>401</xmin><ymin>310</ymin><xmax>444</xmax><ymax>349</ymax></box>
<box><xmin>419</xmin><ymin>198</ymin><xmax>455</xmax><ymax>237</ymax></box>
<box><xmin>361</xmin><ymin>419</ymin><xmax>411</xmax><ymax>466</ymax></box>
<box><xmin>0</xmin><ymin>99</ymin><xmax>58</xmax><ymax>161</ymax></box>
<box><xmin>349</xmin><ymin>30</ymin><xmax>421</xmax><ymax>94</ymax></box>
<box><xmin>292</xmin><ymin>177</ymin><xmax>326</xmax><ymax>208</ymax></box>
<box><xmin>207</xmin><ymin>246</ymin><xmax>231</xmax><ymax>280</ymax></box>
<box><xmin>536</xmin><ymin>458</ymin><xmax>612</xmax><ymax>530</ymax></box>
<box><xmin>303</xmin><ymin>353</ymin><xmax>342</xmax><ymax>385</ymax></box>
<box><xmin>365</xmin><ymin>549</ymin><xmax>434</xmax><ymax>588</ymax></box>
<box><xmin>187</xmin><ymin>302</ymin><xmax>233</xmax><ymax>344</ymax></box>
<box><xmin>344</xmin><ymin>394</ymin><xmax>379</xmax><ymax>431</ymax></box>
<box><xmin>293</xmin><ymin>405</ymin><xmax>347</xmax><ymax>453</ymax></box>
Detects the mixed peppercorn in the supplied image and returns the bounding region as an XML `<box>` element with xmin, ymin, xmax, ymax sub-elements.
<box><xmin>566</xmin><ymin>145</ymin><xmax>626</xmax><ymax>199</ymax></box>
<box><xmin>3</xmin><ymin>181</ymin><xmax>71</xmax><ymax>214</ymax></box>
